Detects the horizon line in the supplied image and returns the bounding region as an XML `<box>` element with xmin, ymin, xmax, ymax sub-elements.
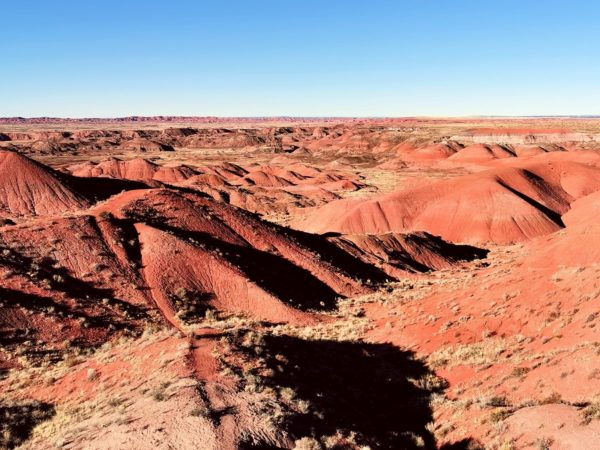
<box><xmin>2</xmin><ymin>115</ymin><xmax>600</xmax><ymax>121</ymax></box>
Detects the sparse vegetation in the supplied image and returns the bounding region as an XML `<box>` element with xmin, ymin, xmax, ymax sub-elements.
<box><xmin>581</xmin><ymin>401</ymin><xmax>600</xmax><ymax>424</ymax></box>
<box><xmin>0</xmin><ymin>401</ymin><xmax>55</xmax><ymax>449</ymax></box>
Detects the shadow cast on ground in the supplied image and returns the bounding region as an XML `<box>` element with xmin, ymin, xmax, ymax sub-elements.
<box><xmin>0</xmin><ymin>401</ymin><xmax>55</xmax><ymax>449</ymax></box>
<box><xmin>231</xmin><ymin>333</ymin><xmax>446</xmax><ymax>449</ymax></box>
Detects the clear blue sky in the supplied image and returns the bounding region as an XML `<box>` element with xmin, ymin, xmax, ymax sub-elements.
<box><xmin>2</xmin><ymin>0</ymin><xmax>600</xmax><ymax>117</ymax></box>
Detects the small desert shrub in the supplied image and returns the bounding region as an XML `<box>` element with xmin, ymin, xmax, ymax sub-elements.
<box><xmin>0</xmin><ymin>401</ymin><xmax>55</xmax><ymax>449</ymax></box>
<box><xmin>582</xmin><ymin>401</ymin><xmax>600</xmax><ymax>424</ymax></box>
<box><xmin>86</xmin><ymin>368</ymin><xmax>99</xmax><ymax>381</ymax></box>
<box><xmin>51</xmin><ymin>274</ymin><xmax>64</xmax><ymax>284</ymax></box>
<box><xmin>489</xmin><ymin>408</ymin><xmax>512</xmax><ymax>423</ymax></box>
<box><xmin>487</xmin><ymin>396</ymin><xmax>508</xmax><ymax>407</ymax></box>
<box><xmin>170</xmin><ymin>288</ymin><xmax>211</xmax><ymax>325</ymax></box>
<box><xmin>189</xmin><ymin>406</ymin><xmax>210</xmax><ymax>417</ymax></box>
<box><xmin>108</xmin><ymin>398</ymin><xmax>124</xmax><ymax>408</ymax></box>
<box><xmin>536</xmin><ymin>437</ymin><xmax>553</xmax><ymax>450</ymax></box>
<box><xmin>293</xmin><ymin>437</ymin><xmax>323</xmax><ymax>450</ymax></box>
<box><xmin>152</xmin><ymin>382</ymin><xmax>171</xmax><ymax>401</ymax></box>
<box><xmin>153</xmin><ymin>391</ymin><xmax>167</xmax><ymax>401</ymax></box>
<box><xmin>540</xmin><ymin>392</ymin><xmax>562</xmax><ymax>405</ymax></box>
<box><xmin>413</xmin><ymin>373</ymin><xmax>448</xmax><ymax>392</ymax></box>
<box><xmin>511</xmin><ymin>366</ymin><xmax>530</xmax><ymax>378</ymax></box>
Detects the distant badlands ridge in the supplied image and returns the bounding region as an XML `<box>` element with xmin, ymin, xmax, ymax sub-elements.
<box><xmin>4</xmin><ymin>124</ymin><xmax>600</xmax><ymax>162</ymax></box>
<box><xmin>0</xmin><ymin>116</ymin><xmax>363</xmax><ymax>125</ymax></box>
<box><xmin>2</xmin><ymin>115</ymin><xmax>600</xmax><ymax>123</ymax></box>
<box><xmin>3</xmin><ymin>116</ymin><xmax>600</xmax><ymax>148</ymax></box>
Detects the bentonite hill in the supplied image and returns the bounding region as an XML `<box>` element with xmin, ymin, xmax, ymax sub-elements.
<box><xmin>1</xmin><ymin>117</ymin><xmax>600</xmax><ymax>449</ymax></box>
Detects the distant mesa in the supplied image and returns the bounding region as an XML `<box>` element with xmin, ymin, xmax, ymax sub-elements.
<box><xmin>453</xmin><ymin>127</ymin><xmax>596</xmax><ymax>145</ymax></box>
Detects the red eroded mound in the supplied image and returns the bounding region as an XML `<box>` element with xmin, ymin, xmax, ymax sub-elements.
<box><xmin>285</xmin><ymin>162</ymin><xmax>323</xmax><ymax>177</ymax></box>
<box><xmin>562</xmin><ymin>189</ymin><xmax>600</xmax><ymax>227</ymax></box>
<box><xmin>0</xmin><ymin>214</ymin><xmax>157</xmax><ymax>367</ymax></box>
<box><xmin>183</xmin><ymin>173</ymin><xmax>230</xmax><ymax>188</ymax></box>
<box><xmin>66</xmin><ymin>156</ymin><xmax>367</xmax><ymax>219</ymax></box>
<box><xmin>329</xmin><ymin>232</ymin><xmax>488</xmax><ymax>276</ymax></box>
<box><xmin>93</xmin><ymin>188</ymin><xmax>383</xmax><ymax>322</ymax></box>
<box><xmin>525</xmin><ymin>222</ymin><xmax>600</xmax><ymax>269</ymax></box>
<box><xmin>68</xmin><ymin>157</ymin><xmax>197</xmax><ymax>183</ymax></box>
<box><xmin>0</xmin><ymin>183</ymin><xmax>399</xmax><ymax>371</ymax></box>
<box><xmin>402</xmin><ymin>142</ymin><xmax>462</xmax><ymax>161</ymax></box>
<box><xmin>525</xmin><ymin>189</ymin><xmax>600</xmax><ymax>268</ymax></box>
<box><xmin>135</xmin><ymin>222</ymin><xmax>308</xmax><ymax>325</ymax></box>
<box><xmin>448</xmin><ymin>143</ymin><xmax>516</xmax><ymax>161</ymax></box>
<box><xmin>203</xmin><ymin>162</ymin><xmax>248</xmax><ymax>180</ymax></box>
<box><xmin>241</xmin><ymin>170</ymin><xmax>294</xmax><ymax>187</ymax></box>
<box><xmin>120</xmin><ymin>138</ymin><xmax>175</xmax><ymax>152</ymax></box>
<box><xmin>297</xmin><ymin>160</ymin><xmax>600</xmax><ymax>244</ymax></box>
<box><xmin>0</xmin><ymin>150</ymin><xmax>89</xmax><ymax>218</ymax></box>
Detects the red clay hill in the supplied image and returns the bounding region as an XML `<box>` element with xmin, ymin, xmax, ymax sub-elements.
<box><xmin>296</xmin><ymin>153</ymin><xmax>600</xmax><ymax>244</ymax></box>
<box><xmin>0</xmin><ymin>148</ymin><xmax>482</xmax><ymax>362</ymax></box>
<box><xmin>0</xmin><ymin>150</ymin><xmax>89</xmax><ymax>218</ymax></box>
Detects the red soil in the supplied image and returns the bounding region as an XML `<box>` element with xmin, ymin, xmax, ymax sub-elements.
<box><xmin>330</xmin><ymin>232</ymin><xmax>487</xmax><ymax>275</ymax></box>
<box><xmin>0</xmin><ymin>150</ymin><xmax>89</xmax><ymax>218</ymax></box>
<box><xmin>64</xmin><ymin>156</ymin><xmax>364</xmax><ymax>219</ymax></box>
<box><xmin>297</xmin><ymin>159</ymin><xmax>600</xmax><ymax>244</ymax></box>
<box><xmin>448</xmin><ymin>143</ymin><xmax>516</xmax><ymax>161</ymax></box>
<box><xmin>68</xmin><ymin>157</ymin><xmax>196</xmax><ymax>183</ymax></box>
